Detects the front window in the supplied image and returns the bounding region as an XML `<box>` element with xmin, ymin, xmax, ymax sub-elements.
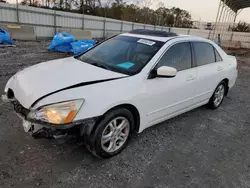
<box><xmin>77</xmin><ymin>36</ymin><xmax>164</xmax><ymax>75</ymax></box>
<box><xmin>156</xmin><ymin>42</ymin><xmax>192</xmax><ymax>71</ymax></box>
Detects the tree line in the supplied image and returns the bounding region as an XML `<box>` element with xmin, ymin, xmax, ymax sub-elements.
<box><xmin>19</xmin><ymin>0</ymin><xmax>193</xmax><ymax>28</ymax></box>
<box><xmin>229</xmin><ymin>21</ymin><xmax>250</xmax><ymax>32</ymax></box>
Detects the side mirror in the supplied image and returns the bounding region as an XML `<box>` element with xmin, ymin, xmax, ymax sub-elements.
<box><xmin>156</xmin><ymin>66</ymin><xmax>177</xmax><ymax>78</ymax></box>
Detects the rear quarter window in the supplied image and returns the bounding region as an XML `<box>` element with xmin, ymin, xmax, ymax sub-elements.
<box><xmin>214</xmin><ymin>48</ymin><xmax>223</xmax><ymax>62</ymax></box>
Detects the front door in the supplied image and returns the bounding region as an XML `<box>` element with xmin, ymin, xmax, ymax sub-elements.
<box><xmin>142</xmin><ymin>42</ymin><xmax>197</xmax><ymax>127</ymax></box>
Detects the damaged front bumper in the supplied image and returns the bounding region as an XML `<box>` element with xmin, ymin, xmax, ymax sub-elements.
<box><xmin>1</xmin><ymin>94</ymin><xmax>99</xmax><ymax>140</ymax></box>
<box><xmin>23</xmin><ymin>117</ymin><xmax>98</xmax><ymax>140</ymax></box>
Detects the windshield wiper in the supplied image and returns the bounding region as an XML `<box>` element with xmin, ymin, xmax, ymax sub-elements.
<box><xmin>76</xmin><ymin>56</ymin><xmax>111</xmax><ymax>71</ymax></box>
<box><xmin>91</xmin><ymin>62</ymin><xmax>111</xmax><ymax>70</ymax></box>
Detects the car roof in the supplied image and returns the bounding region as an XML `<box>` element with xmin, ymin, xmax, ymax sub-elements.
<box><xmin>121</xmin><ymin>33</ymin><xmax>175</xmax><ymax>42</ymax></box>
<box><xmin>121</xmin><ymin>33</ymin><xmax>214</xmax><ymax>44</ymax></box>
<box><xmin>128</xmin><ymin>29</ymin><xmax>178</xmax><ymax>37</ymax></box>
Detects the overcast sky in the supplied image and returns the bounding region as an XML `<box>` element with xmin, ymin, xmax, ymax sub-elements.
<box><xmin>149</xmin><ymin>0</ymin><xmax>250</xmax><ymax>22</ymax></box>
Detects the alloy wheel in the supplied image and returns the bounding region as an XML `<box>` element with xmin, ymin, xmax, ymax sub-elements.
<box><xmin>101</xmin><ymin>117</ymin><xmax>130</xmax><ymax>153</ymax></box>
<box><xmin>213</xmin><ymin>84</ymin><xmax>225</xmax><ymax>107</ymax></box>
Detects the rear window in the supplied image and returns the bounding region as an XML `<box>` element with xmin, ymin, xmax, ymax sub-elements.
<box><xmin>193</xmin><ymin>42</ymin><xmax>216</xmax><ymax>66</ymax></box>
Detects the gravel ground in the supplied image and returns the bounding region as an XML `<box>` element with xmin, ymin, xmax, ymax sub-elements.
<box><xmin>0</xmin><ymin>41</ymin><xmax>250</xmax><ymax>188</ymax></box>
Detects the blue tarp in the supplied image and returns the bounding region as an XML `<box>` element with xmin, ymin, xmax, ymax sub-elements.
<box><xmin>48</xmin><ymin>32</ymin><xmax>96</xmax><ymax>55</ymax></box>
<box><xmin>48</xmin><ymin>32</ymin><xmax>75</xmax><ymax>53</ymax></box>
<box><xmin>70</xmin><ymin>40</ymin><xmax>96</xmax><ymax>55</ymax></box>
<box><xmin>0</xmin><ymin>28</ymin><xmax>13</xmax><ymax>45</ymax></box>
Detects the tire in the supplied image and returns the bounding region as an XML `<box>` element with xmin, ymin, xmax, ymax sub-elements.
<box><xmin>85</xmin><ymin>108</ymin><xmax>134</xmax><ymax>158</ymax></box>
<box><xmin>208</xmin><ymin>81</ymin><xmax>226</xmax><ymax>109</ymax></box>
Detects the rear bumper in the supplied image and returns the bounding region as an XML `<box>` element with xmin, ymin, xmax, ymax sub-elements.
<box><xmin>229</xmin><ymin>70</ymin><xmax>238</xmax><ymax>90</ymax></box>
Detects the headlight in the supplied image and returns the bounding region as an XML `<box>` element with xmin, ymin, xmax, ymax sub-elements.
<box><xmin>28</xmin><ymin>99</ymin><xmax>84</xmax><ymax>124</ymax></box>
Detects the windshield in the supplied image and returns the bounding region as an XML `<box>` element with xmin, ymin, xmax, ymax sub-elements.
<box><xmin>77</xmin><ymin>35</ymin><xmax>164</xmax><ymax>75</ymax></box>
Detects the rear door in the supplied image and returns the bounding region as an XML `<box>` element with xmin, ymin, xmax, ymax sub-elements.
<box><xmin>192</xmin><ymin>42</ymin><xmax>226</xmax><ymax>104</ymax></box>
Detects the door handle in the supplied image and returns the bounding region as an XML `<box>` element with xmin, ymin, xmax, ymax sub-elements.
<box><xmin>186</xmin><ymin>75</ymin><xmax>195</xmax><ymax>81</ymax></box>
<box><xmin>217</xmin><ymin>66</ymin><xmax>223</xmax><ymax>71</ymax></box>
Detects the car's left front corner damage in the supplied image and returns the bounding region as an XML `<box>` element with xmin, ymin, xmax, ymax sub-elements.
<box><xmin>1</xmin><ymin>89</ymin><xmax>99</xmax><ymax>142</ymax></box>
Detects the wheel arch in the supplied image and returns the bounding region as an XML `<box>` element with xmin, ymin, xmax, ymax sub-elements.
<box><xmin>221</xmin><ymin>78</ymin><xmax>229</xmax><ymax>95</ymax></box>
<box><xmin>104</xmin><ymin>103</ymin><xmax>141</xmax><ymax>133</ymax></box>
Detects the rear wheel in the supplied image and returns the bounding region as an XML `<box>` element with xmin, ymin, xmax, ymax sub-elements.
<box><xmin>208</xmin><ymin>82</ymin><xmax>226</xmax><ymax>109</ymax></box>
<box><xmin>85</xmin><ymin>108</ymin><xmax>134</xmax><ymax>158</ymax></box>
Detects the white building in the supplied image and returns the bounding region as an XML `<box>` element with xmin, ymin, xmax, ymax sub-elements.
<box><xmin>192</xmin><ymin>21</ymin><xmax>234</xmax><ymax>31</ymax></box>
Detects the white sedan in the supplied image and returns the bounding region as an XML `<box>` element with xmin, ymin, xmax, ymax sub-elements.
<box><xmin>2</xmin><ymin>30</ymin><xmax>238</xmax><ymax>158</ymax></box>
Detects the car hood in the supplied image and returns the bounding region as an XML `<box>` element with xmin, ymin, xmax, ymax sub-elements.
<box><xmin>6</xmin><ymin>57</ymin><xmax>127</xmax><ymax>108</ymax></box>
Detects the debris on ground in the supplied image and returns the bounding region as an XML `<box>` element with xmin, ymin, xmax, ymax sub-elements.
<box><xmin>0</xmin><ymin>44</ymin><xmax>16</xmax><ymax>48</ymax></box>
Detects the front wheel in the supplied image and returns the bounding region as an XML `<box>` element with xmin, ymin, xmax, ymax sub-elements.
<box><xmin>208</xmin><ymin>82</ymin><xmax>226</xmax><ymax>109</ymax></box>
<box><xmin>85</xmin><ymin>108</ymin><xmax>134</xmax><ymax>158</ymax></box>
